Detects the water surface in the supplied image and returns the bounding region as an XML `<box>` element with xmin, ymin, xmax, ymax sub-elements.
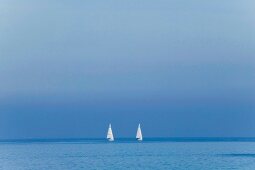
<box><xmin>1</xmin><ymin>138</ymin><xmax>255</xmax><ymax>170</ymax></box>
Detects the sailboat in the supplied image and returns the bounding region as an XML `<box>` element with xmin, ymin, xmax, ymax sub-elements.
<box><xmin>136</xmin><ymin>124</ymin><xmax>143</xmax><ymax>141</ymax></box>
<box><xmin>107</xmin><ymin>124</ymin><xmax>114</xmax><ymax>141</ymax></box>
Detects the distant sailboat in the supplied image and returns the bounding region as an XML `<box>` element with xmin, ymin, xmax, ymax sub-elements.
<box><xmin>136</xmin><ymin>124</ymin><xmax>143</xmax><ymax>141</ymax></box>
<box><xmin>107</xmin><ymin>124</ymin><xmax>114</xmax><ymax>141</ymax></box>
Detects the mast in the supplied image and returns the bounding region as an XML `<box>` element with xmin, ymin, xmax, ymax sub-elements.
<box><xmin>136</xmin><ymin>124</ymin><xmax>143</xmax><ymax>141</ymax></box>
<box><xmin>107</xmin><ymin>124</ymin><xmax>114</xmax><ymax>141</ymax></box>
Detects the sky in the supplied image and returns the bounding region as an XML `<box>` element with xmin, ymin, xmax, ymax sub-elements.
<box><xmin>0</xmin><ymin>0</ymin><xmax>255</xmax><ymax>139</ymax></box>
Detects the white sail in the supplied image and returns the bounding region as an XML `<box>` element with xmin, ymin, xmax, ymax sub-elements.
<box><xmin>107</xmin><ymin>124</ymin><xmax>114</xmax><ymax>141</ymax></box>
<box><xmin>136</xmin><ymin>124</ymin><xmax>143</xmax><ymax>141</ymax></box>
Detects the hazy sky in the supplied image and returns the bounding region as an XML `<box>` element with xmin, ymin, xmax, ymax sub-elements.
<box><xmin>0</xmin><ymin>0</ymin><xmax>255</xmax><ymax>139</ymax></box>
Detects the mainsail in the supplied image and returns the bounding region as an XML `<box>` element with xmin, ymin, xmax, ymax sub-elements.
<box><xmin>107</xmin><ymin>124</ymin><xmax>114</xmax><ymax>141</ymax></box>
<box><xmin>136</xmin><ymin>124</ymin><xmax>143</xmax><ymax>141</ymax></box>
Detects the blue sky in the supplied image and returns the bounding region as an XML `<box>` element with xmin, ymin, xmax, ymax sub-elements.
<box><xmin>0</xmin><ymin>0</ymin><xmax>255</xmax><ymax>139</ymax></box>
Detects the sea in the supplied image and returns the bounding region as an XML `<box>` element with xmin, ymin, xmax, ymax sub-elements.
<box><xmin>1</xmin><ymin>138</ymin><xmax>255</xmax><ymax>170</ymax></box>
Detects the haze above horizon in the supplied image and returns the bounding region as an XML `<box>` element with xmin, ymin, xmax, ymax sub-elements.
<box><xmin>0</xmin><ymin>0</ymin><xmax>254</xmax><ymax>139</ymax></box>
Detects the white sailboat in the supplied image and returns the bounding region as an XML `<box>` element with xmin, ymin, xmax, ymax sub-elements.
<box><xmin>107</xmin><ymin>124</ymin><xmax>114</xmax><ymax>141</ymax></box>
<box><xmin>136</xmin><ymin>124</ymin><xmax>143</xmax><ymax>141</ymax></box>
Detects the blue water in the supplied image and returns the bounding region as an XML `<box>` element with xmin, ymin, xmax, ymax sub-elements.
<box><xmin>1</xmin><ymin>138</ymin><xmax>255</xmax><ymax>170</ymax></box>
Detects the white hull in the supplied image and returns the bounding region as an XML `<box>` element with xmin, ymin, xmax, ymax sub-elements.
<box><xmin>108</xmin><ymin>138</ymin><xmax>114</xmax><ymax>142</ymax></box>
<box><xmin>137</xmin><ymin>138</ymin><xmax>142</xmax><ymax>141</ymax></box>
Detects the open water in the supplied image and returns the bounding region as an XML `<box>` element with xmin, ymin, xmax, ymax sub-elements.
<box><xmin>1</xmin><ymin>138</ymin><xmax>255</xmax><ymax>169</ymax></box>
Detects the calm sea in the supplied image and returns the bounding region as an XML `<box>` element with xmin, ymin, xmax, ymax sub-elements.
<box><xmin>1</xmin><ymin>138</ymin><xmax>255</xmax><ymax>170</ymax></box>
